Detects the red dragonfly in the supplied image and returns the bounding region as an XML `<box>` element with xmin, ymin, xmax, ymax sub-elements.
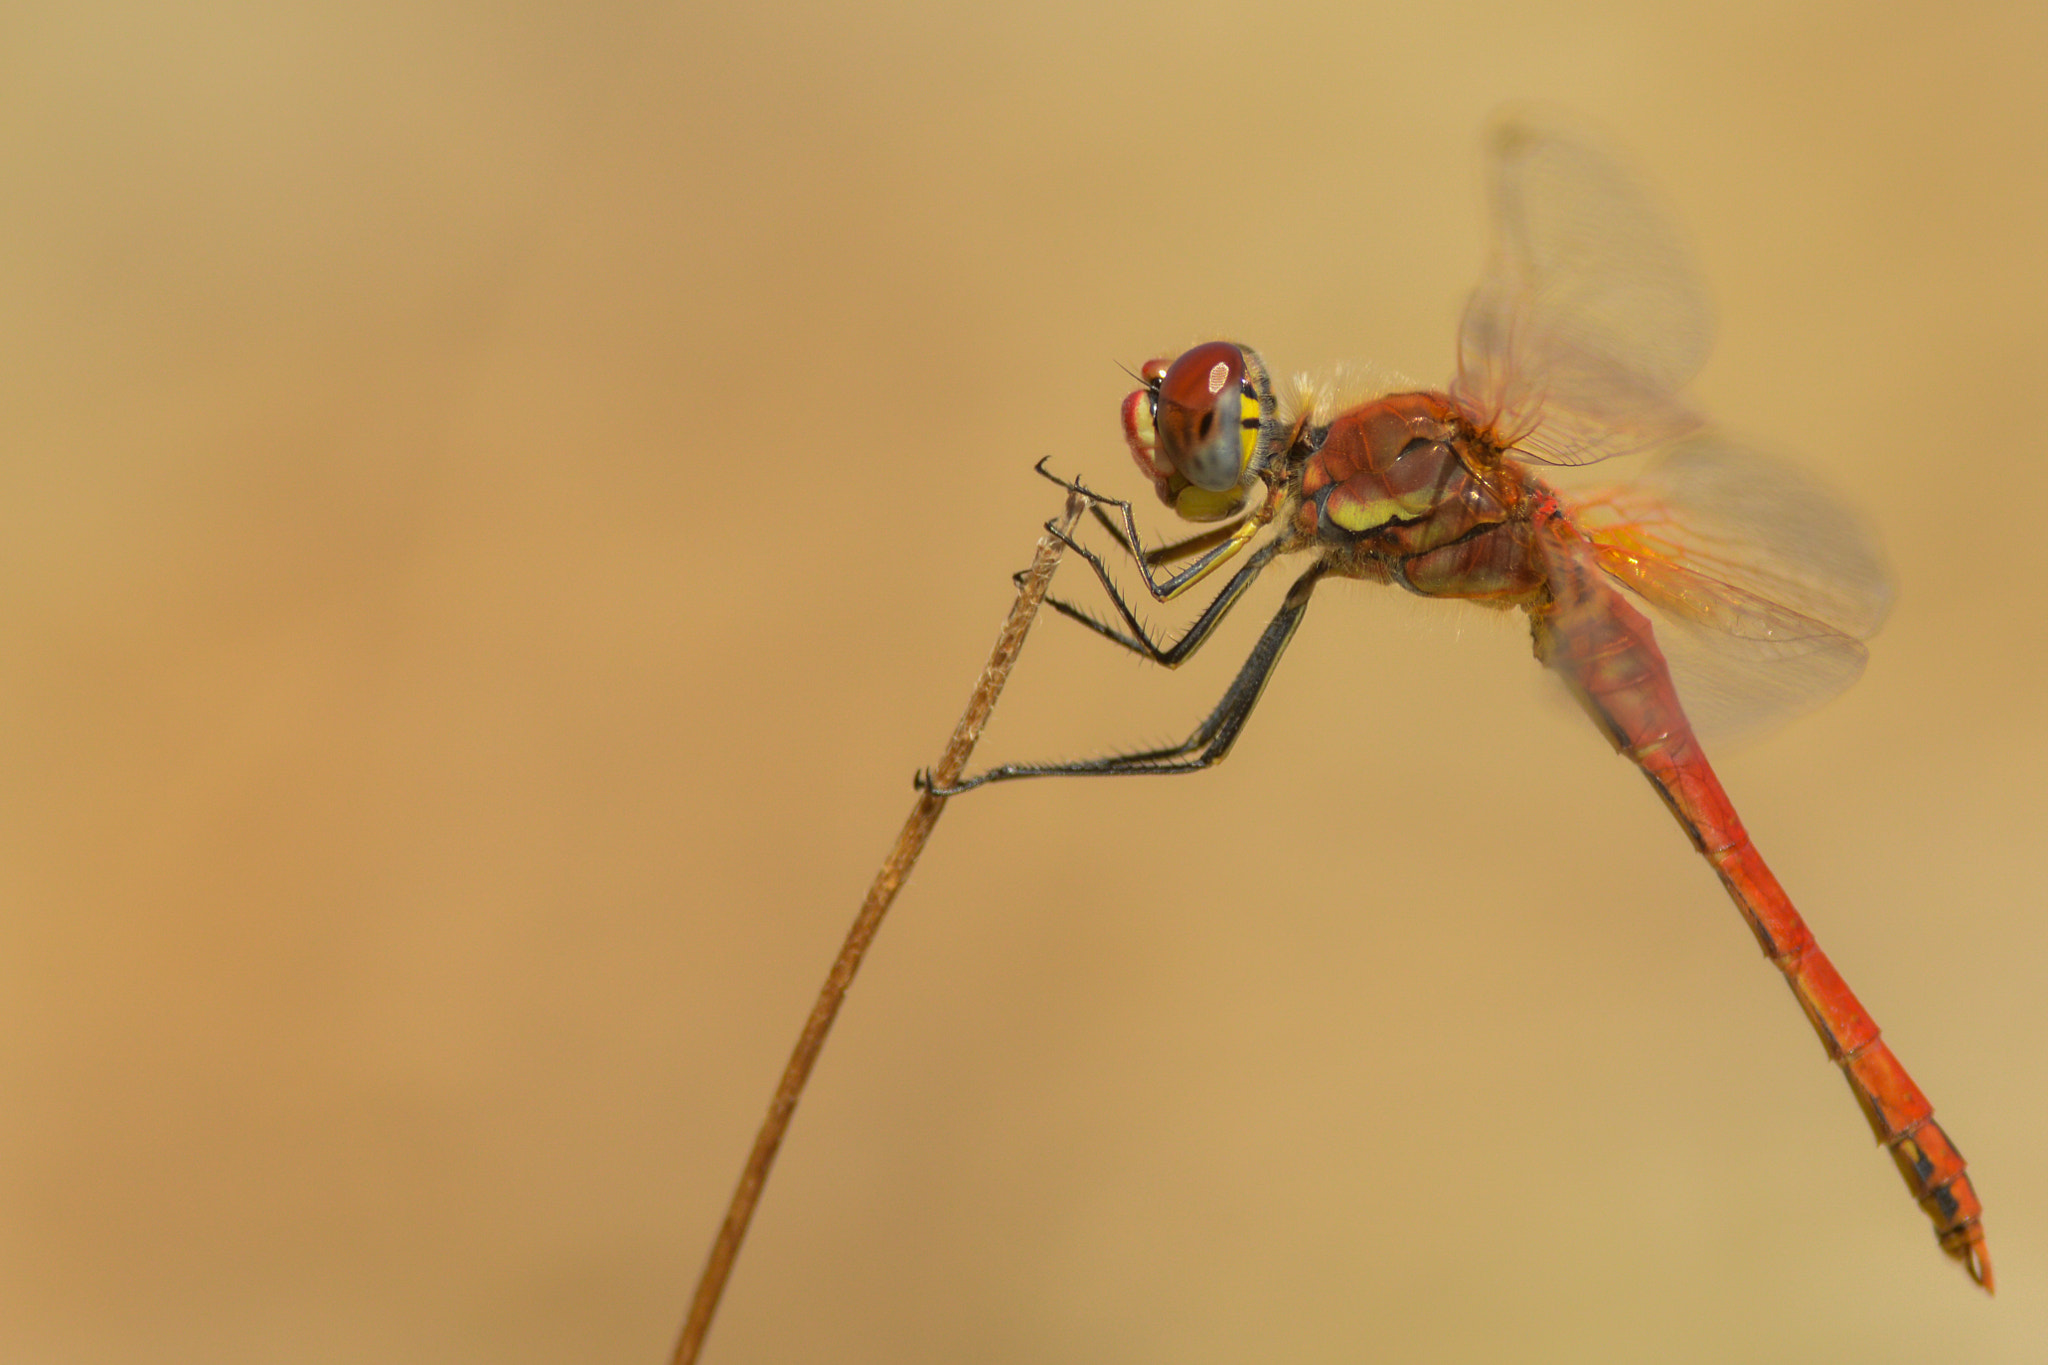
<box><xmin>923</xmin><ymin>122</ymin><xmax>1991</xmax><ymax>1290</ymax></box>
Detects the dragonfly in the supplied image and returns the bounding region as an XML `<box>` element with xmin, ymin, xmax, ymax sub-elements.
<box><xmin>921</xmin><ymin>121</ymin><xmax>1991</xmax><ymax>1291</ymax></box>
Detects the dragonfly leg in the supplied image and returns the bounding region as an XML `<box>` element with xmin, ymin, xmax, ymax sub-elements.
<box><xmin>1032</xmin><ymin>457</ymin><xmax>1267</xmax><ymax>602</ymax></box>
<box><xmin>921</xmin><ymin>565</ymin><xmax>1322</xmax><ymax>794</ymax></box>
<box><xmin>1006</xmin><ymin>501</ymin><xmax>1225</xmax><ymax>595</ymax></box>
<box><xmin>1039</xmin><ymin>535</ymin><xmax>1283</xmax><ymax>665</ymax></box>
<box><xmin>1077</xmin><ymin>500</ymin><xmax>1249</xmax><ymax>570</ymax></box>
<box><xmin>1013</xmin><ymin>490</ymin><xmax>1246</xmax><ymax>647</ymax></box>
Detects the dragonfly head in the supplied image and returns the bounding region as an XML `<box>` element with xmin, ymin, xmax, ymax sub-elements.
<box><xmin>1123</xmin><ymin>342</ymin><xmax>1282</xmax><ymax>522</ymax></box>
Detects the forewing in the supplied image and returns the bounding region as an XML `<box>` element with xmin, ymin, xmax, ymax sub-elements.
<box><xmin>1575</xmin><ymin>433</ymin><xmax>1894</xmax><ymax>740</ymax></box>
<box><xmin>1453</xmin><ymin>118</ymin><xmax>1714</xmax><ymax>465</ymax></box>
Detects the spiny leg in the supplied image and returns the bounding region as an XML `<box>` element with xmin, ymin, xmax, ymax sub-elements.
<box><xmin>921</xmin><ymin>565</ymin><xmax>1323</xmax><ymax>794</ymax></box>
<box><xmin>1009</xmin><ymin>482</ymin><xmax>1244</xmax><ymax>636</ymax></box>
<box><xmin>1038</xmin><ymin>537</ymin><xmax>1284</xmax><ymax>664</ymax></box>
<box><xmin>1074</xmin><ymin>500</ymin><xmax>1250</xmax><ymax>569</ymax></box>
<box><xmin>1031</xmin><ymin>458</ymin><xmax>1263</xmax><ymax>602</ymax></box>
<box><xmin>1022</xmin><ymin>524</ymin><xmax>1256</xmax><ymax>657</ymax></box>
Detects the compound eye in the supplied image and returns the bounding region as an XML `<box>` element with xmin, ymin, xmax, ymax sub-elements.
<box><xmin>1155</xmin><ymin>342</ymin><xmax>1250</xmax><ymax>493</ymax></box>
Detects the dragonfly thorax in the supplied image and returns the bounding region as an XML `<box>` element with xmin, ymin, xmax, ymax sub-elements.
<box><xmin>1296</xmin><ymin>391</ymin><xmax>1544</xmax><ymax>604</ymax></box>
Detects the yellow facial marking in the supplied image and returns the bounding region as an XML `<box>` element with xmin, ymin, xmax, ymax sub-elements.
<box><xmin>1175</xmin><ymin>484</ymin><xmax>1251</xmax><ymax>523</ymax></box>
<box><xmin>1237</xmin><ymin>393</ymin><xmax>1261</xmax><ymax>469</ymax></box>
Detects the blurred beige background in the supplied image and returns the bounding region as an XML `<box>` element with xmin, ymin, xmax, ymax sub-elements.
<box><xmin>4</xmin><ymin>2</ymin><xmax>2045</xmax><ymax>1361</ymax></box>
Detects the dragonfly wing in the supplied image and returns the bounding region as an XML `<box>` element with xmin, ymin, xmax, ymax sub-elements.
<box><xmin>1574</xmin><ymin>433</ymin><xmax>1895</xmax><ymax>740</ymax></box>
<box><xmin>1453</xmin><ymin>118</ymin><xmax>1714</xmax><ymax>466</ymax></box>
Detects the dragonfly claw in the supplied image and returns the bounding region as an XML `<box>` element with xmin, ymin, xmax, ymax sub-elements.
<box><xmin>1031</xmin><ymin>457</ymin><xmax>1122</xmax><ymax>511</ymax></box>
<box><xmin>913</xmin><ymin>768</ymin><xmax>978</xmax><ymax>797</ymax></box>
<box><xmin>1042</xmin><ymin>517</ymin><xmax>1086</xmax><ymax>553</ymax></box>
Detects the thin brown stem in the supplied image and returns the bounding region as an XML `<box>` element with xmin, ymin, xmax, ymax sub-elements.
<box><xmin>671</xmin><ymin>490</ymin><xmax>1087</xmax><ymax>1365</ymax></box>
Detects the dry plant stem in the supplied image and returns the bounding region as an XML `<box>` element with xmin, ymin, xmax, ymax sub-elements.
<box><xmin>672</xmin><ymin>490</ymin><xmax>1087</xmax><ymax>1365</ymax></box>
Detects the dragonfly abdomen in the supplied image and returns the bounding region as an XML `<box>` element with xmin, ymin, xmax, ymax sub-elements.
<box><xmin>1535</xmin><ymin>524</ymin><xmax>1991</xmax><ymax>1290</ymax></box>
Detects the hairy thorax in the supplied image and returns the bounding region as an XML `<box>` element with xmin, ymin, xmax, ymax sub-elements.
<box><xmin>1288</xmin><ymin>391</ymin><xmax>1549</xmax><ymax>605</ymax></box>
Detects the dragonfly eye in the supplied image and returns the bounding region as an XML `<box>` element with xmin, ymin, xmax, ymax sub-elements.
<box><xmin>1156</xmin><ymin>342</ymin><xmax>1252</xmax><ymax>493</ymax></box>
<box><xmin>1123</xmin><ymin>342</ymin><xmax>1274</xmax><ymax>521</ymax></box>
